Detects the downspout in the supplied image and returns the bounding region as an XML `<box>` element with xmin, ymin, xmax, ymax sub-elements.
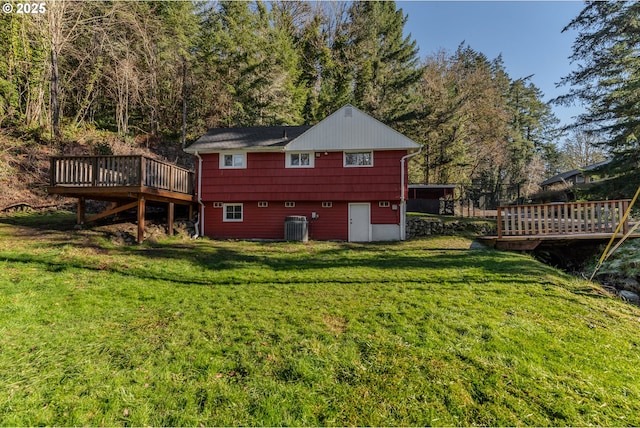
<box><xmin>400</xmin><ymin>147</ymin><xmax>422</xmax><ymax>240</ymax></box>
<box><xmin>194</xmin><ymin>151</ymin><xmax>205</xmax><ymax>238</ymax></box>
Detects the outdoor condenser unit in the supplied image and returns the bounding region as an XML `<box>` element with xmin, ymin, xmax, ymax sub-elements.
<box><xmin>284</xmin><ymin>216</ymin><xmax>308</xmax><ymax>242</ymax></box>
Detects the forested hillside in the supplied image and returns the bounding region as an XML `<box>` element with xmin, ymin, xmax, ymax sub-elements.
<box><xmin>0</xmin><ymin>0</ymin><xmax>618</xmax><ymax>209</ymax></box>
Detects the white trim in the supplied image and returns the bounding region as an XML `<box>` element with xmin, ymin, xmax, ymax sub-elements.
<box><xmin>285</xmin><ymin>201</ymin><xmax>296</xmax><ymax>208</ymax></box>
<box><xmin>344</xmin><ymin>151</ymin><xmax>374</xmax><ymax>168</ymax></box>
<box><xmin>219</xmin><ymin>153</ymin><xmax>247</xmax><ymax>169</ymax></box>
<box><xmin>258</xmin><ymin>201</ymin><xmax>268</xmax><ymax>207</ymax></box>
<box><xmin>286</xmin><ymin>152</ymin><xmax>314</xmax><ymax>168</ymax></box>
<box><xmin>194</xmin><ymin>151</ymin><xmax>205</xmax><ymax>238</ymax></box>
<box><xmin>223</xmin><ymin>203</ymin><xmax>243</xmax><ymax>222</ymax></box>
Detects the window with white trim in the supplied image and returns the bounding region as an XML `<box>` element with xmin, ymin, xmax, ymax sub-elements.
<box><xmin>286</xmin><ymin>152</ymin><xmax>314</xmax><ymax>168</ymax></box>
<box><xmin>322</xmin><ymin>202</ymin><xmax>333</xmax><ymax>208</ymax></box>
<box><xmin>344</xmin><ymin>151</ymin><xmax>373</xmax><ymax>167</ymax></box>
<box><xmin>223</xmin><ymin>204</ymin><xmax>243</xmax><ymax>222</ymax></box>
<box><xmin>379</xmin><ymin>201</ymin><xmax>390</xmax><ymax>208</ymax></box>
<box><xmin>213</xmin><ymin>202</ymin><xmax>223</xmax><ymax>208</ymax></box>
<box><xmin>285</xmin><ymin>201</ymin><xmax>296</xmax><ymax>208</ymax></box>
<box><xmin>220</xmin><ymin>153</ymin><xmax>246</xmax><ymax>169</ymax></box>
<box><xmin>258</xmin><ymin>201</ymin><xmax>268</xmax><ymax>207</ymax></box>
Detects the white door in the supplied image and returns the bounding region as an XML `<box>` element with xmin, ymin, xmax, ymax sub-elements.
<box><xmin>349</xmin><ymin>203</ymin><xmax>371</xmax><ymax>242</ymax></box>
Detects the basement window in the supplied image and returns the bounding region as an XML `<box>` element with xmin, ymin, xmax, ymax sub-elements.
<box><xmin>223</xmin><ymin>204</ymin><xmax>243</xmax><ymax>222</ymax></box>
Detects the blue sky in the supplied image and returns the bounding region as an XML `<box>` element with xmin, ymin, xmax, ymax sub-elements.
<box><xmin>397</xmin><ymin>1</ymin><xmax>585</xmax><ymax>127</ymax></box>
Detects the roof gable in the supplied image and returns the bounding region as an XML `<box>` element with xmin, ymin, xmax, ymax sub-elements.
<box><xmin>285</xmin><ymin>105</ymin><xmax>420</xmax><ymax>151</ymax></box>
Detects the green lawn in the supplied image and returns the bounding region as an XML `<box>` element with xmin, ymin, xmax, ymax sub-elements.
<box><xmin>1</xmin><ymin>212</ymin><xmax>639</xmax><ymax>426</ymax></box>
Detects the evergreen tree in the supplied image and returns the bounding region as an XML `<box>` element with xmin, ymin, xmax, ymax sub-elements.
<box><xmin>557</xmin><ymin>1</ymin><xmax>640</xmax><ymax>196</ymax></box>
<box><xmin>346</xmin><ymin>1</ymin><xmax>422</xmax><ymax>126</ymax></box>
<box><xmin>412</xmin><ymin>44</ymin><xmax>559</xmax><ymax>201</ymax></box>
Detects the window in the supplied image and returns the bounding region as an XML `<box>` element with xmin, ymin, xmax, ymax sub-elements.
<box><xmin>285</xmin><ymin>202</ymin><xmax>296</xmax><ymax>208</ymax></box>
<box><xmin>286</xmin><ymin>152</ymin><xmax>314</xmax><ymax>168</ymax></box>
<box><xmin>258</xmin><ymin>202</ymin><xmax>268</xmax><ymax>207</ymax></box>
<box><xmin>213</xmin><ymin>202</ymin><xmax>223</xmax><ymax>208</ymax></box>
<box><xmin>344</xmin><ymin>151</ymin><xmax>373</xmax><ymax>167</ymax></box>
<box><xmin>379</xmin><ymin>201</ymin><xmax>390</xmax><ymax>208</ymax></box>
<box><xmin>322</xmin><ymin>202</ymin><xmax>333</xmax><ymax>208</ymax></box>
<box><xmin>223</xmin><ymin>204</ymin><xmax>243</xmax><ymax>222</ymax></box>
<box><xmin>220</xmin><ymin>153</ymin><xmax>246</xmax><ymax>169</ymax></box>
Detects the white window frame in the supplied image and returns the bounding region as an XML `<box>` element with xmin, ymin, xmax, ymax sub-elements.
<box><xmin>322</xmin><ymin>202</ymin><xmax>333</xmax><ymax>208</ymax></box>
<box><xmin>285</xmin><ymin>202</ymin><xmax>296</xmax><ymax>208</ymax></box>
<box><xmin>223</xmin><ymin>203</ymin><xmax>243</xmax><ymax>222</ymax></box>
<box><xmin>344</xmin><ymin>151</ymin><xmax>374</xmax><ymax>167</ymax></box>
<box><xmin>286</xmin><ymin>152</ymin><xmax>314</xmax><ymax>168</ymax></box>
<box><xmin>379</xmin><ymin>201</ymin><xmax>390</xmax><ymax>208</ymax></box>
<box><xmin>258</xmin><ymin>201</ymin><xmax>268</xmax><ymax>207</ymax></box>
<box><xmin>220</xmin><ymin>153</ymin><xmax>246</xmax><ymax>169</ymax></box>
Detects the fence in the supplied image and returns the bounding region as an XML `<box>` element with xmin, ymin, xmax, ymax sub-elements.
<box><xmin>497</xmin><ymin>200</ymin><xmax>630</xmax><ymax>238</ymax></box>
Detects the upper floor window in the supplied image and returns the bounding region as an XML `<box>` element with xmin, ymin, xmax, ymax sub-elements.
<box><xmin>344</xmin><ymin>151</ymin><xmax>373</xmax><ymax>167</ymax></box>
<box><xmin>220</xmin><ymin>153</ymin><xmax>246</xmax><ymax>169</ymax></box>
<box><xmin>286</xmin><ymin>152</ymin><xmax>314</xmax><ymax>168</ymax></box>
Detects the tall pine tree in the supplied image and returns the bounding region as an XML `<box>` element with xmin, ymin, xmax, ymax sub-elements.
<box><xmin>346</xmin><ymin>1</ymin><xmax>422</xmax><ymax>126</ymax></box>
<box><xmin>557</xmin><ymin>1</ymin><xmax>640</xmax><ymax>196</ymax></box>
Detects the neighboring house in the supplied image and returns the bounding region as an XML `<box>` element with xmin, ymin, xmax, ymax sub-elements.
<box><xmin>183</xmin><ymin>105</ymin><xmax>421</xmax><ymax>242</ymax></box>
<box><xmin>541</xmin><ymin>160</ymin><xmax>610</xmax><ymax>191</ymax></box>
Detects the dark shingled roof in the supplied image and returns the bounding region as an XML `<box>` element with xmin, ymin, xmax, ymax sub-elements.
<box><xmin>541</xmin><ymin>159</ymin><xmax>610</xmax><ymax>187</ymax></box>
<box><xmin>184</xmin><ymin>126</ymin><xmax>312</xmax><ymax>152</ymax></box>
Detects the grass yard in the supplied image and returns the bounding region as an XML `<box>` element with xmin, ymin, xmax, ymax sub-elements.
<box><xmin>1</xmin><ymin>212</ymin><xmax>640</xmax><ymax>426</ymax></box>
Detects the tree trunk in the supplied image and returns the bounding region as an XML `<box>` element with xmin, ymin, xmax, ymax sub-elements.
<box><xmin>181</xmin><ymin>59</ymin><xmax>187</xmax><ymax>149</ymax></box>
<box><xmin>51</xmin><ymin>48</ymin><xmax>61</xmax><ymax>141</ymax></box>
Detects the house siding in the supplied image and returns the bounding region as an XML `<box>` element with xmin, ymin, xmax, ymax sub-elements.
<box><xmin>203</xmin><ymin>200</ymin><xmax>400</xmax><ymax>241</ymax></box>
<box><xmin>198</xmin><ymin>150</ymin><xmax>407</xmax><ymax>203</ymax></box>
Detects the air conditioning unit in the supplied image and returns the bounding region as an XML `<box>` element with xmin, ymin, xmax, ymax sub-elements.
<box><xmin>284</xmin><ymin>216</ymin><xmax>308</xmax><ymax>242</ymax></box>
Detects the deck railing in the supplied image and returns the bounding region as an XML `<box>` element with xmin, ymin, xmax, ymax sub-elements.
<box><xmin>497</xmin><ymin>200</ymin><xmax>631</xmax><ymax>238</ymax></box>
<box><xmin>50</xmin><ymin>155</ymin><xmax>194</xmax><ymax>195</ymax></box>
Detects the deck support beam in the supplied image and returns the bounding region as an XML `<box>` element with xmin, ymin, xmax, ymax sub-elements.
<box><xmin>137</xmin><ymin>197</ymin><xmax>146</xmax><ymax>244</ymax></box>
<box><xmin>168</xmin><ymin>202</ymin><xmax>175</xmax><ymax>236</ymax></box>
<box><xmin>85</xmin><ymin>200</ymin><xmax>139</xmax><ymax>224</ymax></box>
<box><xmin>77</xmin><ymin>197</ymin><xmax>86</xmax><ymax>224</ymax></box>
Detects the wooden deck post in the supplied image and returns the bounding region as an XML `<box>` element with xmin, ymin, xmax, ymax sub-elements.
<box><xmin>622</xmin><ymin>200</ymin><xmax>630</xmax><ymax>234</ymax></box>
<box><xmin>168</xmin><ymin>202</ymin><xmax>175</xmax><ymax>236</ymax></box>
<box><xmin>137</xmin><ymin>196</ymin><xmax>146</xmax><ymax>244</ymax></box>
<box><xmin>77</xmin><ymin>197</ymin><xmax>85</xmax><ymax>224</ymax></box>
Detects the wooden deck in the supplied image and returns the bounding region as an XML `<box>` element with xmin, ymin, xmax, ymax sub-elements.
<box><xmin>48</xmin><ymin>155</ymin><xmax>196</xmax><ymax>243</ymax></box>
<box><xmin>480</xmin><ymin>200</ymin><xmax>639</xmax><ymax>250</ymax></box>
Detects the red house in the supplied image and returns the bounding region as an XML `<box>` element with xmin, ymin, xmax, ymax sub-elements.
<box><xmin>184</xmin><ymin>105</ymin><xmax>421</xmax><ymax>242</ymax></box>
